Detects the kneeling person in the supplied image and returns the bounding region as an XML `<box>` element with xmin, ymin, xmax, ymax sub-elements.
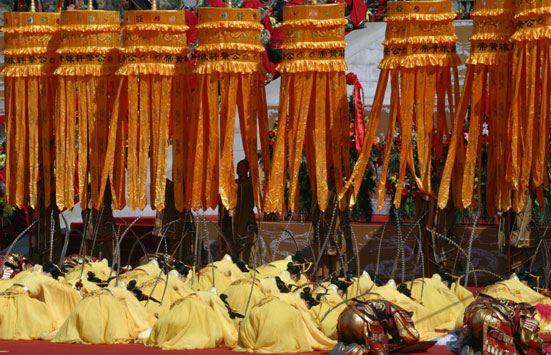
<box><xmin>333</xmin><ymin>299</ymin><xmax>419</xmax><ymax>355</ymax></box>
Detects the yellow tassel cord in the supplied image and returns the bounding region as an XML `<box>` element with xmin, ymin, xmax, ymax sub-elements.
<box><xmin>54</xmin><ymin>10</ymin><xmax>120</xmax><ymax>211</ymax></box>
<box><xmin>340</xmin><ymin>1</ymin><xmax>459</xmax><ymax>211</ymax></box>
<box><xmin>264</xmin><ymin>3</ymin><xmax>349</xmax><ymax>213</ymax></box>
<box><xmin>506</xmin><ymin>0</ymin><xmax>551</xmax><ymax>212</ymax></box>
<box><xmin>99</xmin><ymin>10</ymin><xmax>191</xmax><ymax>212</ymax></box>
<box><xmin>187</xmin><ymin>8</ymin><xmax>269</xmax><ymax>211</ymax></box>
<box><xmin>1</xmin><ymin>12</ymin><xmax>59</xmax><ymax>210</ymax></box>
<box><xmin>438</xmin><ymin>0</ymin><xmax>515</xmax><ymax>214</ymax></box>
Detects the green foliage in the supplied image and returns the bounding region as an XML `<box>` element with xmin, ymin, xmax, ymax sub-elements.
<box><xmin>349</xmin><ymin>147</ymin><xmax>375</xmax><ymax>222</ymax></box>
<box><xmin>347</xmin><ymin>95</ymin><xmax>375</xmax><ymax>221</ymax></box>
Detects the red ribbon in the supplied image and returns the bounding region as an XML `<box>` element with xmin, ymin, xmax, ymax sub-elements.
<box><xmin>346</xmin><ymin>72</ymin><xmax>365</xmax><ymax>153</ymax></box>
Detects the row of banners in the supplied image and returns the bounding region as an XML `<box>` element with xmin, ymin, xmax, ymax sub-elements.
<box><xmin>2</xmin><ymin>0</ymin><xmax>549</xmax><ymax>218</ymax></box>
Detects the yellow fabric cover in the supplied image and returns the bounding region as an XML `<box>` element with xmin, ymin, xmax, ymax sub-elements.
<box><xmin>221</xmin><ymin>279</ymin><xmax>266</xmax><ymax>329</ymax></box>
<box><xmin>277</xmin><ymin>293</ymin><xmax>336</xmax><ymax>350</ymax></box>
<box><xmin>407</xmin><ymin>278</ymin><xmax>464</xmax><ymax>331</ymax></box>
<box><xmin>235</xmin><ymin>296</ymin><xmax>313</xmax><ymax>353</ymax></box>
<box><xmin>309</xmin><ymin>290</ymin><xmax>345</xmax><ymax>340</ymax></box>
<box><xmin>110</xmin><ymin>287</ymin><xmax>157</xmax><ymax>337</ymax></box>
<box><xmin>64</xmin><ymin>262</ymin><xmax>112</xmax><ymax>284</ymax></box>
<box><xmin>0</xmin><ymin>286</ymin><xmax>55</xmax><ymax>340</ymax></box>
<box><xmin>269</xmin><ymin>257</ymin><xmax>294</xmax><ymax>270</ymax></box>
<box><xmin>255</xmin><ymin>264</ymin><xmax>286</xmax><ymax>278</ymax></box>
<box><xmin>138</xmin><ymin>274</ymin><xmax>193</xmax><ymax>318</ymax></box>
<box><xmin>192</xmin><ymin>265</ymin><xmax>233</xmax><ymax>293</ymax></box>
<box><xmin>213</xmin><ymin>259</ymin><xmax>247</xmax><ymax>283</ymax></box>
<box><xmin>258</xmin><ymin>277</ymin><xmax>281</xmax><ymax>296</ymax></box>
<box><xmin>347</xmin><ymin>274</ymin><xmax>375</xmax><ymax>298</ymax></box>
<box><xmin>52</xmin><ymin>289</ymin><xmax>134</xmax><ymax>344</ymax></box>
<box><xmin>17</xmin><ymin>272</ymin><xmax>81</xmax><ymax>329</ymax></box>
<box><xmin>451</xmin><ymin>281</ymin><xmax>475</xmax><ymax>308</ymax></box>
<box><xmin>145</xmin><ymin>292</ymin><xmax>237</xmax><ymax>350</ymax></box>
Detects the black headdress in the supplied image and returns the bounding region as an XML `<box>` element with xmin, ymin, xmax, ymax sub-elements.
<box><xmin>300</xmin><ymin>287</ymin><xmax>319</xmax><ymax>307</ymax></box>
<box><xmin>127</xmin><ymin>280</ymin><xmax>161</xmax><ymax>304</ymax></box>
<box><xmin>43</xmin><ymin>262</ymin><xmax>64</xmax><ymax>280</ymax></box>
<box><xmin>275</xmin><ymin>276</ymin><xmax>290</xmax><ymax>293</ymax></box>
<box><xmin>331</xmin><ymin>277</ymin><xmax>349</xmax><ymax>294</ymax></box>
<box><xmin>172</xmin><ymin>261</ymin><xmax>190</xmax><ymax>276</ymax></box>
<box><xmin>287</xmin><ymin>262</ymin><xmax>301</xmax><ymax>276</ymax></box>
<box><xmin>437</xmin><ymin>269</ymin><xmax>454</xmax><ymax>285</ymax></box>
<box><xmin>87</xmin><ymin>271</ymin><xmax>108</xmax><ymax>287</ymax></box>
<box><xmin>397</xmin><ymin>283</ymin><xmax>412</xmax><ymax>299</ymax></box>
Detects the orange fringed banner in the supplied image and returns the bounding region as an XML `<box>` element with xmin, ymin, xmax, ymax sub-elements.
<box><xmin>340</xmin><ymin>0</ymin><xmax>460</xmax><ymax>210</ymax></box>
<box><xmin>264</xmin><ymin>3</ymin><xmax>349</xmax><ymax>213</ymax></box>
<box><xmin>100</xmin><ymin>10</ymin><xmax>191</xmax><ymax>212</ymax></box>
<box><xmin>54</xmin><ymin>10</ymin><xmax>120</xmax><ymax>211</ymax></box>
<box><xmin>505</xmin><ymin>0</ymin><xmax>551</xmax><ymax>212</ymax></box>
<box><xmin>338</xmin><ymin>1</ymin><xmax>404</xmax><ymax>210</ymax></box>
<box><xmin>187</xmin><ymin>7</ymin><xmax>270</xmax><ymax>211</ymax></box>
<box><xmin>2</xmin><ymin>12</ymin><xmax>59</xmax><ymax>209</ymax></box>
<box><xmin>438</xmin><ymin>0</ymin><xmax>514</xmax><ymax>216</ymax></box>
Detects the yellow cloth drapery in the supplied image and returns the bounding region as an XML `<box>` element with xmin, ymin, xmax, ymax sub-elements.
<box><xmin>264</xmin><ymin>3</ymin><xmax>349</xmax><ymax>213</ymax></box>
<box><xmin>100</xmin><ymin>10</ymin><xmax>191</xmax><ymax>211</ymax></box>
<box><xmin>54</xmin><ymin>10</ymin><xmax>120</xmax><ymax>210</ymax></box>
<box><xmin>2</xmin><ymin>12</ymin><xmax>59</xmax><ymax>209</ymax></box>
<box><xmin>438</xmin><ymin>0</ymin><xmax>514</xmax><ymax>215</ymax></box>
<box><xmin>340</xmin><ymin>1</ymin><xmax>460</xmax><ymax>210</ymax></box>
<box><xmin>188</xmin><ymin>7</ymin><xmax>270</xmax><ymax>211</ymax></box>
<box><xmin>506</xmin><ymin>0</ymin><xmax>551</xmax><ymax>212</ymax></box>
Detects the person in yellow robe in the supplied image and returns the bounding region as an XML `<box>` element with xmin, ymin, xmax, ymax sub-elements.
<box><xmin>258</xmin><ymin>276</ymin><xmax>281</xmax><ymax>296</ymax></box>
<box><xmin>361</xmin><ymin>280</ymin><xmax>442</xmax><ymax>341</ymax></box>
<box><xmin>0</xmin><ymin>265</ymin><xmax>80</xmax><ymax>340</ymax></box>
<box><xmin>137</xmin><ymin>264</ymin><xmax>194</xmax><ymax>318</ymax></box>
<box><xmin>220</xmin><ymin>278</ymin><xmax>267</xmax><ymax>329</ymax></box>
<box><xmin>406</xmin><ymin>274</ymin><xmax>465</xmax><ymax>331</ymax></box>
<box><xmin>346</xmin><ymin>271</ymin><xmax>377</xmax><ymax>299</ymax></box>
<box><xmin>234</xmin><ymin>296</ymin><xmax>313</xmax><ymax>353</ymax></box>
<box><xmin>277</xmin><ymin>292</ymin><xmax>336</xmax><ymax>351</ymax></box>
<box><xmin>481</xmin><ymin>273</ymin><xmax>551</xmax><ymax>333</ymax></box>
<box><xmin>64</xmin><ymin>259</ymin><xmax>113</xmax><ymax>285</ymax></box>
<box><xmin>192</xmin><ymin>263</ymin><xmax>233</xmax><ymax>293</ymax></box>
<box><xmin>52</xmin><ymin>288</ymin><xmax>134</xmax><ymax>344</ymax></box>
<box><xmin>213</xmin><ymin>255</ymin><xmax>247</xmax><ymax>283</ymax></box>
<box><xmin>309</xmin><ymin>288</ymin><xmax>345</xmax><ymax>340</ymax></box>
<box><xmin>145</xmin><ymin>291</ymin><xmax>238</xmax><ymax>350</ymax></box>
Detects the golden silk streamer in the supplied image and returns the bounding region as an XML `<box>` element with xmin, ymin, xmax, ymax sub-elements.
<box><xmin>264</xmin><ymin>3</ymin><xmax>348</xmax><ymax>213</ymax></box>
<box><xmin>337</xmin><ymin>2</ymin><xmax>403</xmax><ymax>210</ymax></box>
<box><xmin>340</xmin><ymin>1</ymin><xmax>459</xmax><ymax>211</ymax></box>
<box><xmin>53</xmin><ymin>10</ymin><xmax>120</xmax><ymax>211</ymax></box>
<box><xmin>2</xmin><ymin>12</ymin><xmax>59</xmax><ymax>210</ymax></box>
<box><xmin>99</xmin><ymin>10</ymin><xmax>191</xmax><ymax>212</ymax></box>
<box><xmin>188</xmin><ymin>7</ymin><xmax>270</xmax><ymax>211</ymax></box>
<box><xmin>438</xmin><ymin>0</ymin><xmax>514</xmax><ymax>214</ymax></box>
<box><xmin>393</xmin><ymin>0</ymin><xmax>459</xmax><ymax>208</ymax></box>
<box><xmin>503</xmin><ymin>0</ymin><xmax>551</xmax><ymax>213</ymax></box>
<box><xmin>438</xmin><ymin>0</ymin><xmax>515</xmax><ymax>214</ymax></box>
